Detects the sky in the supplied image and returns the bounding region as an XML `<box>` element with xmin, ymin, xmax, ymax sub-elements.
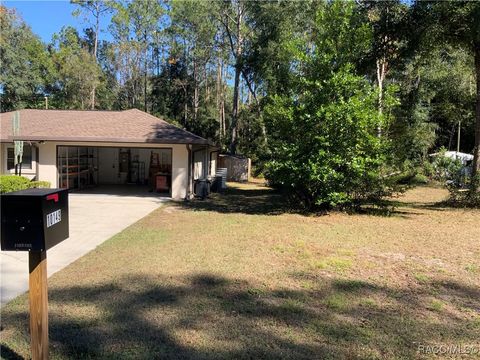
<box><xmin>2</xmin><ymin>0</ymin><xmax>112</xmax><ymax>43</ymax></box>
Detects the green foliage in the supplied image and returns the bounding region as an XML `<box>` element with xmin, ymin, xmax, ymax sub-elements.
<box><xmin>0</xmin><ymin>175</ymin><xmax>30</xmax><ymax>193</ymax></box>
<box><xmin>390</xmin><ymin>101</ymin><xmax>437</xmax><ymax>166</ymax></box>
<box><xmin>0</xmin><ymin>6</ymin><xmax>54</xmax><ymax>111</ymax></box>
<box><xmin>237</xmin><ymin>105</ymin><xmax>268</xmax><ymax>166</ymax></box>
<box><xmin>50</xmin><ymin>26</ymin><xmax>101</xmax><ymax>109</ymax></box>
<box><xmin>391</xmin><ymin>46</ymin><xmax>475</xmax><ymax>166</ymax></box>
<box><xmin>264</xmin><ymin>68</ymin><xmax>388</xmax><ymax>209</ymax></box>
<box><xmin>430</xmin><ymin>148</ymin><xmax>463</xmax><ymax>183</ymax></box>
<box><xmin>0</xmin><ymin>175</ymin><xmax>50</xmax><ymax>194</ymax></box>
<box><xmin>263</xmin><ymin>2</ymin><xmax>392</xmax><ymax>209</ymax></box>
<box><xmin>445</xmin><ymin>174</ymin><xmax>480</xmax><ymax>208</ymax></box>
<box><xmin>29</xmin><ymin>180</ymin><xmax>51</xmax><ymax>189</ymax></box>
<box><xmin>410</xmin><ymin>0</ymin><xmax>480</xmax><ymax>194</ymax></box>
<box><xmin>387</xmin><ymin>170</ymin><xmax>429</xmax><ymax>187</ymax></box>
<box><xmin>243</xmin><ymin>1</ymin><xmax>318</xmax><ymax>96</ymax></box>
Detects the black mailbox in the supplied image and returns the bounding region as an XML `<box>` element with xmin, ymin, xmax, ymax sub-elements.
<box><xmin>1</xmin><ymin>188</ymin><xmax>69</xmax><ymax>251</ymax></box>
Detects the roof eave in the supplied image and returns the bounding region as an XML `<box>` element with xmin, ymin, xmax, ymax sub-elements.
<box><xmin>3</xmin><ymin>136</ymin><xmax>211</xmax><ymax>145</ymax></box>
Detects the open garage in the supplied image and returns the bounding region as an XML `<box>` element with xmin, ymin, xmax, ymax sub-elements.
<box><xmin>57</xmin><ymin>146</ymin><xmax>173</xmax><ymax>195</ymax></box>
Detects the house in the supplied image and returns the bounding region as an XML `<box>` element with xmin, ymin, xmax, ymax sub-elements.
<box><xmin>0</xmin><ymin>109</ymin><xmax>218</xmax><ymax>199</ymax></box>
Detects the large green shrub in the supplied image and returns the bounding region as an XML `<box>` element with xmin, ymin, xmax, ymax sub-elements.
<box><xmin>0</xmin><ymin>175</ymin><xmax>50</xmax><ymax>194</ymax></box>
<box><xmin>262</xmin><ymin>1</ymin><xmax>399</xmax><ymax>210</ymax></box>
<box><xmin>264</xmin><ymin>68</ymin><xmax>389</xmax><ymax>209</ymax></box>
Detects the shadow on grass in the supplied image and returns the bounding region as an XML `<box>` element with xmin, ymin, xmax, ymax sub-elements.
<box><xmin>181</xmin><ymin>183</ymin><xmax>452</xmax><ymax>218</ymax></box>
<box><xmin>181</xmin><ymin>183</ymin><xmax>293</xmax><ymax>216</ymax></box>
<box><xmin>1</xmin><ymin>273</ymin><xmax>479</xmax><ymax>359</ymax></box>
<box><xmin>181</xmin><ymin>183</ymin><xmax>404</xmax><ymax>218</ymax></box>
<box><xmin>355</xmin><ymin>197</ymin><xmax>458</xmax><ymax>218</ymax></box>
<box><xmin>0</xmin><ymin>344</ymin><xmax>23</xmax><ymax>360</ymax></box>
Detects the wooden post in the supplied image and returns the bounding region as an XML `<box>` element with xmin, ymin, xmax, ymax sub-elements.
<box><xmin>29</xmin><ymin>251</ymin><xmax>49</xmax><ymax>360</ymax></box>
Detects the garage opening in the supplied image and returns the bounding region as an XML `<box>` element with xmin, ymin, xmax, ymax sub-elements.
<box><xmin>57</xmin><ymin>146</ymin><xmax>172</xmax><ymax>195</ymax></box>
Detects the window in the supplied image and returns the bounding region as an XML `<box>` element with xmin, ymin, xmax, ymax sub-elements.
<box><xmin>7</xmin><ymin>145</ymin><xmax>32</xmax><ymax>170</ymax></box>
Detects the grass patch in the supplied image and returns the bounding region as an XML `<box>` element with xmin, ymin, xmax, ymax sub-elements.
<box><xmin>1</xmin><ymin>182</ymin><xmax>479</xmax><ymax>359</ymax></box>
<box><xmin>414</xmin><ymin>273</ymin><xmax>430</xmax><ymax>283</ymax></box>
<box><xmin>280</xmin><ymin>298</ymin><xmax>305</xmax><ymax>314</ymax></box>
<box><xmin>465</xmin><ymin>263</ymin><xmax>479</xmax><ymax>274</ymax></box>
<box><xmin>315</xmin><ymin>257</ymin><xmax>353</xmax><ymax>273</ymax></box>
<box><xmin>323</xmin><ymin>293</ymin><xmax>349</xmax><ymax>311</ymax></box>
<box><xmin>333</xmin><ymin>279</ymin><xmax>373</xmax><ymax>292</ymax></box>
<box><xmin>359</xmin><ymin>297</ymin><xmax>378</xmax><ymax>308</ymax></box>
<box><xmin>427</xmin><ymin>299</ymin><xmax>445</xmax><ymax>312</ymax></box>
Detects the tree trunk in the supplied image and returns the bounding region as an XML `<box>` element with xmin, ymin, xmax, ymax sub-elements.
<box><xmin>90</xmin><ymin>8</ymin><xmax>99</xmax><ymax>110</ymax></box>
<box><xmin>193</xmin><ymin>59</ymin><xmax>199</xmax><ymax>122</ymax></box>
<box><xmin>205</xmin><ymin>64</ymin><xmax>210</xmax><ymax>102</ymax></box>
<box><xmin>222</xmin><ymin>61</ymin><xmax>227</xmax><ymax>139</ymax></box>
<box><xmin>184</xmin><ymin>85</ymin><xmax>188</xmax><ymax>127</ymax></box>
<box><xmin>216</xmin><ymin>58</ymin><xmax>222</xmax><ymax>139</ymax></box>
<box><xmin>229</xmin><ymin>7</ymin><xmax>243</xmax><ymax>155</ymax></box>
<box><xmin>93</xmin><ymin>7</ymin><xmax>99</xmax><ymax>59</ymax></box>
<box><xmin>376</xmin><ymin>58</ymin><xmax>386</xmax><ymax>137</ymax></box>
<box><xmin>471</xmin><ymin>43</ymin><xmax>480</xmax><ymax>190</ymax></box>
<box><xmin>230</xmin><ymin>62</ymin><xmax>241</xmax><ymax>154</ymax></box>
<box><xmin>144</xmin><ymin>31</ymin><xmax>148</xmax><ymax>113</ymax></box>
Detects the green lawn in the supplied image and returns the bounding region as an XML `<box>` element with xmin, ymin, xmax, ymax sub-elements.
<box><xmin>1</xmin><ymin>182</ymin><xmax>479</xmax><ymax>359</ymax></box>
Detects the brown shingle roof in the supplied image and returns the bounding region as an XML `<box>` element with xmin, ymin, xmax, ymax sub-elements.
<box><xmin>0</xmin><ymin>109</ymin><xmax>210</xmax><ymax>145</ymax></box>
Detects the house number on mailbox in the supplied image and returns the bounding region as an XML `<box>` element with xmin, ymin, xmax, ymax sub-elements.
<box><xmin>46</xmin><ymin>209</ymin><xmax>62</xmax><ymax>228</ymax></box>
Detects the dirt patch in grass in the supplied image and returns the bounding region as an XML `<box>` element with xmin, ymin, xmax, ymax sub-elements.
<box><xmin>1</xmin><ymin>182</ymin><xmax>479</xmax><ymax>359</ymax></box>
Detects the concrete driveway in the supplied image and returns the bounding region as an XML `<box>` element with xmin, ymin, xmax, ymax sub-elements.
<box><xmin>1</xmin><ymin>191</ymin><xmax>165</xmax><ymax>305</ymax></box>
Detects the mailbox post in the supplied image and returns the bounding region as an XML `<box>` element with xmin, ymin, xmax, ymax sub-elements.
<box><xmin>1</xmin><ymin>188</ymin><xmax>69</xmax><ymax>360</ymax></box>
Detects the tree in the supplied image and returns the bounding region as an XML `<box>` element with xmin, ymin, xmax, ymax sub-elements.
<box><xmin>218</xmin><ymin>0</ymin><xmax>249</xmax><ymax>154</ymax></box>
<box><xmin>0</xmin><ymin>6</ymin><xmax>54</xmax><ymax>111</ymax></box>
<box><xmin>412</xmin><ymin>1</ymin><xmax>480</xmax><ymax>190</ymax></box>
<box><xmin>128</xmin><ymin>0</ymin><xmax>164</xmax><ymax>112</ymax></box>
<box><xmin>169</xmin><ymin>0</ymin><xmax>217</xmax><ymax>126</ymax></box>
<box><xmin>108</xmin><ymin>0</ymin><xmax>165</xmax><ymax>112</ymax></box>
<box><xmin>50</xmin><ymin>26</ymin><xmax>101</xmax><ymax>109</ymax></box>
<box><xmin>71</xmin><ymin>0</ymin><xmax>113</xmax><ymax>109</ymax></box>
<box><xmin>264</xmin><ymin>1</ymin><xmax>390</xmax><ymax>209</ymax></box>
<box><xmin>362</xmin><ymin>0</ymin><xmax>408</xmax><ymax>137</ymax></box>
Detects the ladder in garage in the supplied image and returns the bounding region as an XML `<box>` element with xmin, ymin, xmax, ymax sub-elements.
<box><xmin>149</xmin><ymin>151</ymin><xmax>169</xmax><ymax>192</ymax></box>
<box><xmin>149</xmin><ymin>151</ymin><xmax>161</xmax><ymax>182</ymax></box>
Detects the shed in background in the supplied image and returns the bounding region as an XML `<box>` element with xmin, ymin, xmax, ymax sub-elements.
<box><xmin>218</xmin><ymin>154</ymin><xmax>251</xmax><ymax>182</ymax></box>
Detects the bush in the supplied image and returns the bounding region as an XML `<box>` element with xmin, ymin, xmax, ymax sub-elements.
<box><xmin>0</xmin><ymin>175</ymin><xmax>31</xmax><ymax>194</ymax></box>
<box><xmin>412</xmin><ymin>173</ymin><xmax>429</xmax><ymax>185</ymax></box>
<box><xmin>387</xmin><ymin>170</ymin><xmax>430</xmax><ymax>186</ymax></box>
<box><xmin>435</xmin><ymin>157</ymin><xmax>463</xmax><ymax>183</ymax></box>
<box><xmin>264</xmin><ymin>67</ymin><xmax>393</xmax><ymax>209</ymax></box>
<box><xmin>0</xmin><ymin>175</ymin><xmax>51</xmax><ymax>194</ymax></box>
<box><xmin>29</xmin><ymin>181</ymin><xmax>51</xmax><ymax>189</ymax></box>
<box><xmin>422</xmin><ymin>161</ymin><xmax>435</xmax><ymax>178</ymax></box>
<box><xmin>430</xmin><ymin>149</ymin><xmax>464</xmax><ymax>184</ymax></box>
<box><xmin>262</xmin><ymin>3</ymin><xmax>401</xmax><ymax>210</ymax></box>
<box><xmin>446</xmin><ymin>175</ymin><xmax>480</xmax><ymax>208</ymax></box>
